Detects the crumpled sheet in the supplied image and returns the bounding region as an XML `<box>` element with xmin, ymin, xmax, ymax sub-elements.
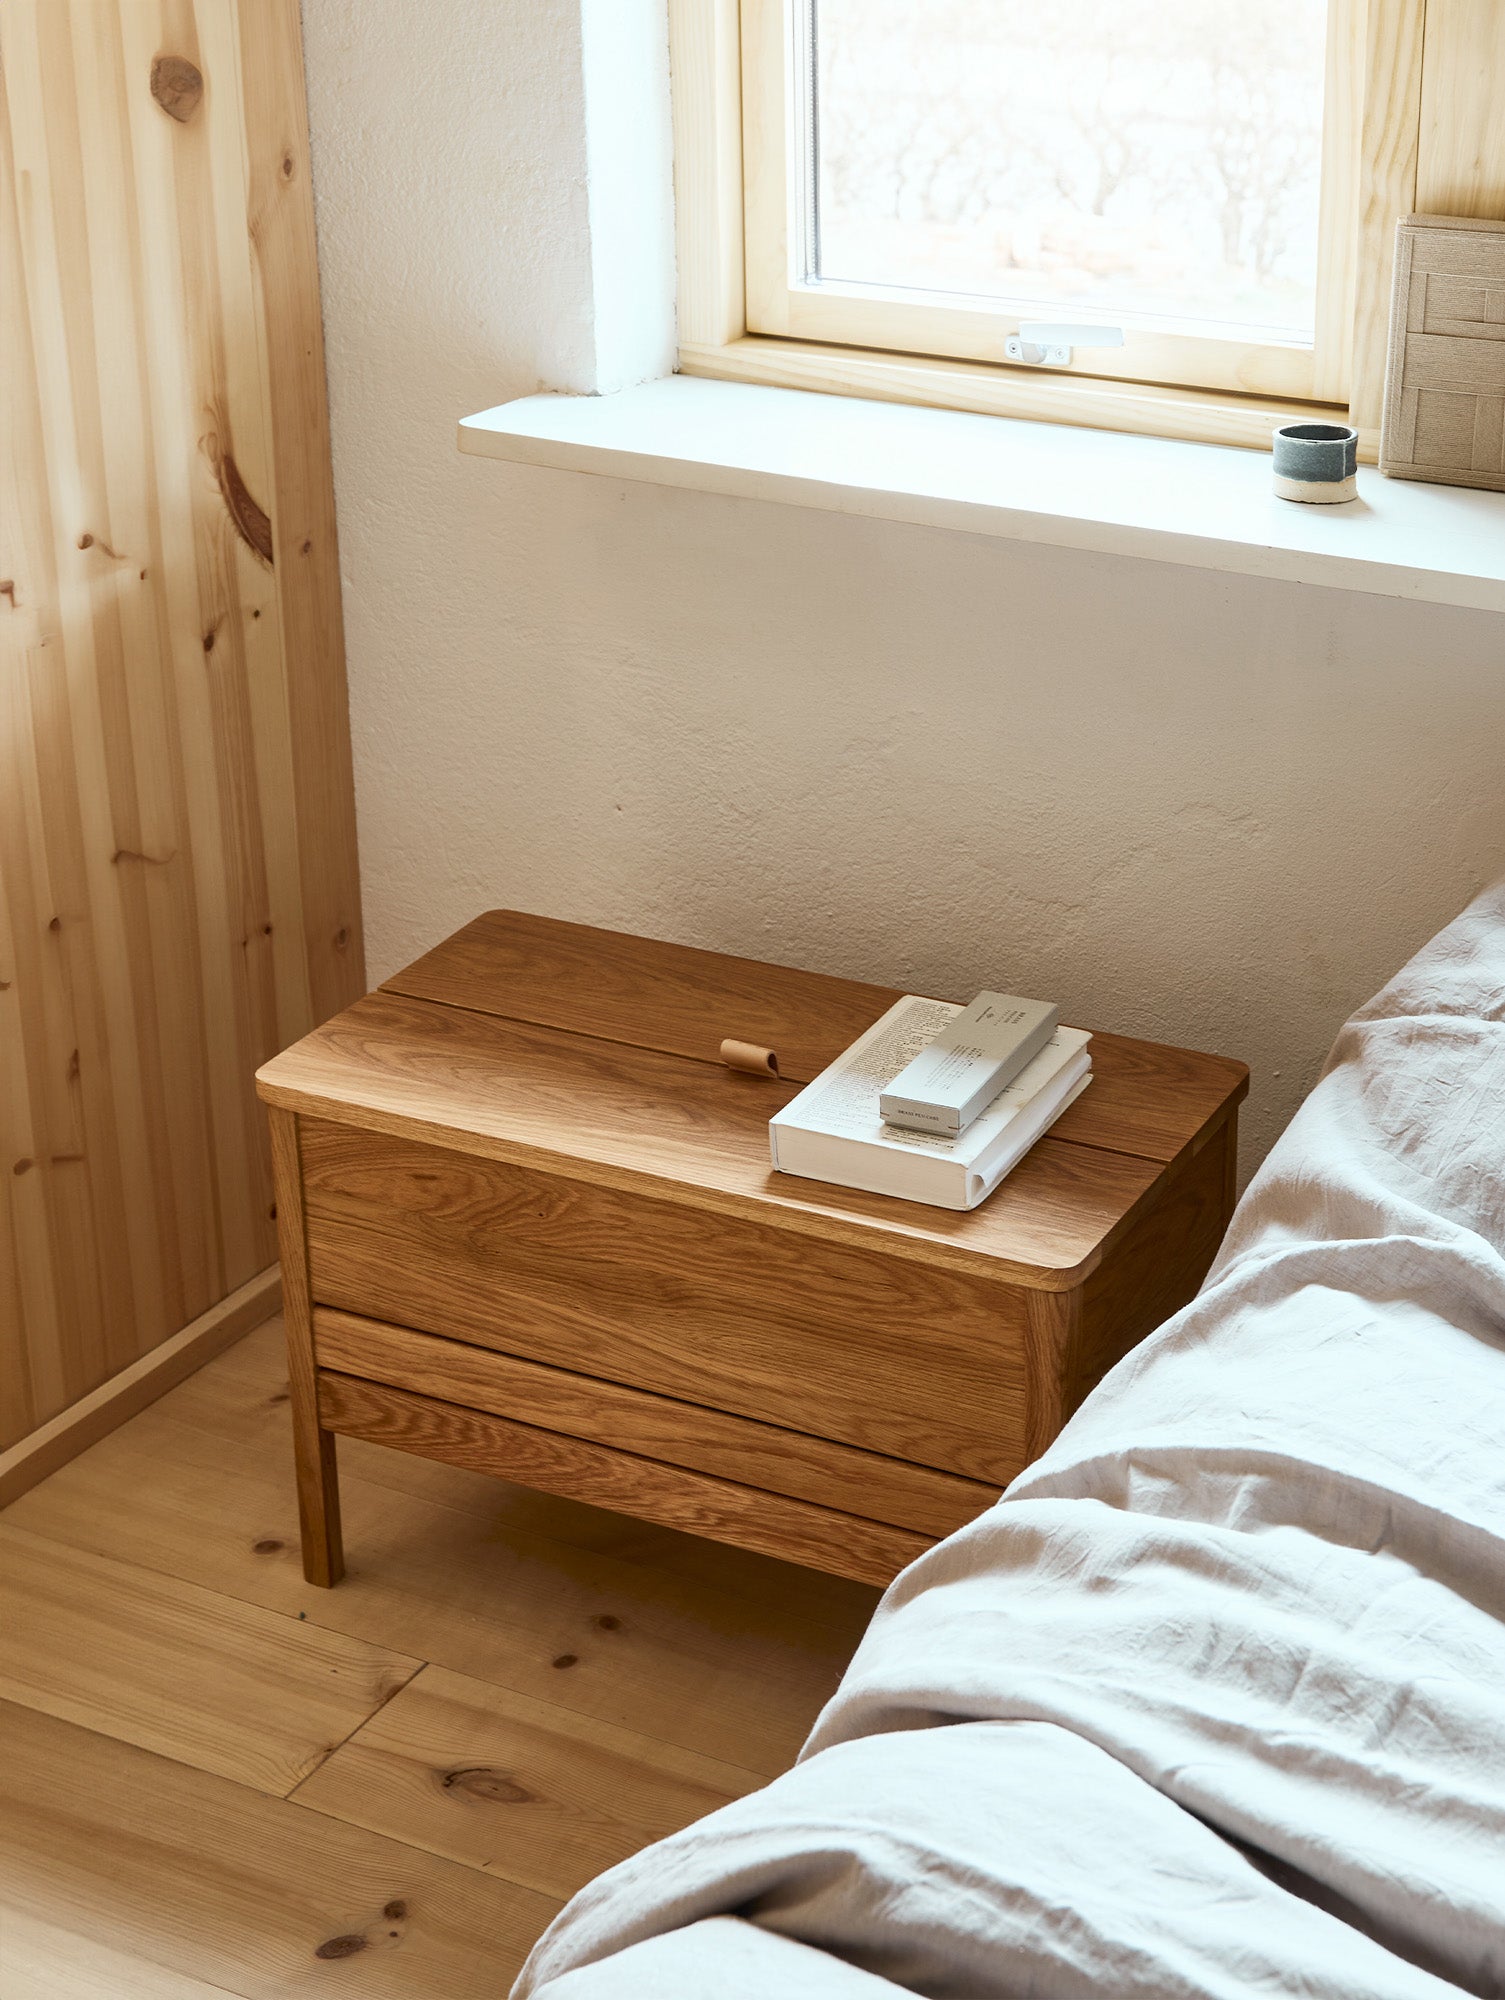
<box><xmin>516</xmin><ymin>884</ymin><xmax>1505</xmax><ymax>1999</ymax></box>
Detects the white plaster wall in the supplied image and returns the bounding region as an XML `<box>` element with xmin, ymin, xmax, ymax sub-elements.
<box><xmin>300</xmin><ymin>1</ymin><xmax>1505</xmax><ymax>1181</ymax></box>
<box><xmin>578</xmin><ymin>0</ymin><xmax>677</xmax><ymax>391</ymax></box>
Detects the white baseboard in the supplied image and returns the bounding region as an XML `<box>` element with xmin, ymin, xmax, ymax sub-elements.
<box><xmin>0</xmin><ymin>1266</ymin><xmax>283</xmax><ymax>1510</ymax></box>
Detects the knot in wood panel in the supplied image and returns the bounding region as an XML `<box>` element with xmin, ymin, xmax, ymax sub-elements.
<box><xmin>216</xmin><ymin>453</ymin><xmax>275</xmax><ymax>567</ymax></box>
<box><xmin>440</xmin><ymin>1766</ymin><xmax>535</xmax><ymax>1805</ymax></box>
<box><xmin>150</xmin><ymin>54</ymin><xmax>203</xmax><ymax>123</ymax></box>
<box><xmin>313</xmin><ymin>1933</ymin><xmax>367</xmax><ymax>1960</ymax></box>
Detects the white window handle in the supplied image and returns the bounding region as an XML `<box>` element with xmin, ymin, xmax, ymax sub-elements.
<box><xmin>1006</xmin><ymin>322</ymin><xmax>1125</xmax><ymax>367</ymax></box>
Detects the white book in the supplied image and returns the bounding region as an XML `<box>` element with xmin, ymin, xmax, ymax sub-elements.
<box><xmin>770</xmin><ymin>996</ymin><xmax>1091</xmax><ymax>1212</ymax></box>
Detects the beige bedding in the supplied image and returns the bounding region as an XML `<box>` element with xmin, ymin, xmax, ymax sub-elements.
<box><xmin>518</xmin><ymin>884</ymin><xmax>1505</xmax><ymax>1998</ymax></box>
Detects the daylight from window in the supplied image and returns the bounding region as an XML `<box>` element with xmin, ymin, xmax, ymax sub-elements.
<box><xmin>811</xmin><ymin>0</ymin><xmax>1330</xmax><ymax>345</ymax></box>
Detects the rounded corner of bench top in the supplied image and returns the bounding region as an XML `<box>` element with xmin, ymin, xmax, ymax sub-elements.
<box><xmin>253</xmin><ymin>1054</ymin><xmax>297</xmax><ymax>1105</ymax></box>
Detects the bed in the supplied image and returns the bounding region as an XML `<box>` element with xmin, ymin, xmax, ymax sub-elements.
<box><xmin>514</xmin><ymin>885</ymin><xmax>1505</xmax><ymax>1999</ymax></box>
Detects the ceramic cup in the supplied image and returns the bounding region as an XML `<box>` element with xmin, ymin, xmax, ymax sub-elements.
<box><xmin>1271</xmin><ymin>421</ymin><xmax>1359</xmax><ymax>504</ymax></box>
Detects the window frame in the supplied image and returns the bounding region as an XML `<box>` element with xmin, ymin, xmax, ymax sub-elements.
<box><xmin>742</xmin><ymin>0</ymin><xmax>1360</xmax><ymax>406</ymax></box>
<box><xmin>669</xmin><ymin>0</ymin><xmax>1434</xmax><ymax>454</ymax></box>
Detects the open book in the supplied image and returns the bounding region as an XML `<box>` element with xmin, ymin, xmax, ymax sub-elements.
<box><xmin>770</xmin><ymin>996</ymin><xmax>1091</xmax><ymax>1211</ymax></box>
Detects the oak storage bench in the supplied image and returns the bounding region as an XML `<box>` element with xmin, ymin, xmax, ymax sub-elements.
<box><xmin>256</xmin><ymin>913</ymin><xmax>1248</xmax><ymax>1590</ymax></box>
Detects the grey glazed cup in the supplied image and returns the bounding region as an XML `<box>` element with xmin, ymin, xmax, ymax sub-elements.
<box><xmin>1272</xmin><ymin>421</ymin><xmax>1359</xmax><ymax>504</ymax></box>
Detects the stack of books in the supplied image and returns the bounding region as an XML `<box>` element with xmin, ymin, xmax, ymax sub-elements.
<box><xmin>770</xmin><ymin>995</ymin><xmax>1091</xmax><ymax>1211</ymax></box>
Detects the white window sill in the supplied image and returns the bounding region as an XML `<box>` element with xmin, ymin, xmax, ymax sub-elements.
<box><xmin>459</xmin><ymin>376</ymin><xmax>1505</xmax><ymax>615</ymax></box>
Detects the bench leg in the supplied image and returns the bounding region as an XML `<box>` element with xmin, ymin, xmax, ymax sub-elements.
<box><xmin>268</xmin><ymin>1106</ymin><xmax>345</xmax><ymax>1586</ymax></box>
<box><xmin>291</xmin><ymin>1412</ymin><xmax>344</xmax><ymax>1588</ymax></box>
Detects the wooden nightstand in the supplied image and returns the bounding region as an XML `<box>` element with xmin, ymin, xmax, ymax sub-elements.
<box><xmin>256</xmin><ymin>913</ymin><xmax>1247</xmax><ymax>1590</ymax></box>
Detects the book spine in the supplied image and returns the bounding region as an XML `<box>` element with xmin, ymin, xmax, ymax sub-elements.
<box><xmin>767</xmin><ymin>1125</ymin><xmax>968</xmax><ymax>1207</ymax></box>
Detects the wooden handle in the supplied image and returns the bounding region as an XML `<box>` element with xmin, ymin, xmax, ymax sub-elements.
<box><xmin>719</xmin><ymin>1038</ymin><xmax>780</xmax><ymax>1077</ymax></box>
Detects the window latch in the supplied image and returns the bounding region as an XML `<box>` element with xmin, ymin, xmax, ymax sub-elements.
<box><xmin>1005</xmin><ymin>323</ymin><xmax>1126</xmax><ymax>368</ymax></box>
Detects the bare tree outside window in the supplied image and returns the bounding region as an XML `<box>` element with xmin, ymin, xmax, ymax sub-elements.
<box><xmin>812</xmin><ymin>0</ymin><xmax>1329</xmax><ymax>344</ymax></box>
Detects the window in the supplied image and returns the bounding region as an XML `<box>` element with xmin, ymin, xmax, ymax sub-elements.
<box><xmin>669</xmin><ymin>0</ymin><xmax>1497</xmax><ymax>451</ymax></box>
<box><xmin>747</xmin><ymin>0</ymin><xmax>1356</xmax><ymax>403</ymax></box>
<box><xmin>807</xmin><ymin>5</ymin><xmax>1330</xmax><ymax>346</ymax></box>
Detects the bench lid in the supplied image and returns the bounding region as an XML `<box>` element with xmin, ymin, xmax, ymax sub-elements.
<box><xmin>380</xmin><ymin>910</ymin><xmax>1246</xmax><ymax>1168</ymax></box>
<box><xmin>257</xmin><ymin>910</ymin><xmax>1247</xmax><ymax>1286</ymax></box>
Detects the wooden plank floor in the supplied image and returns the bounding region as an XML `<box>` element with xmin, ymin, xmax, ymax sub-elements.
<box><xmin>0</xmin><ymin>1317</ymin><xmax>880</xmax><ymax>1997</ymax></box>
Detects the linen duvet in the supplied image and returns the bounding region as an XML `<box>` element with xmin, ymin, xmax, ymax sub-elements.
<box><xmin>515</xmin><ymin>884</ymin><xmax>1505</xmax><ymax>1999</ymax></box>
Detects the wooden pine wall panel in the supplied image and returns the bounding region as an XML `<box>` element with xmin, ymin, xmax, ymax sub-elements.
<box><xmin>0</xmin><ymin>0</ymin><xmax>363</xmax><ymax>1451</ymax></box>
<box><xmin>1416</xmin><ymin>0</ymin><xmax>1505</xmax><ymax>222</ymax></box>
<box><xmin>238</xmin><ymin>0</ymin><xmax>365</xmax><ymax>1030</ymax></box>
<box><xmin>1348</xmin><ymin>0</ymin><xmax>1425</xmax><ymax>433</ymax></box>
